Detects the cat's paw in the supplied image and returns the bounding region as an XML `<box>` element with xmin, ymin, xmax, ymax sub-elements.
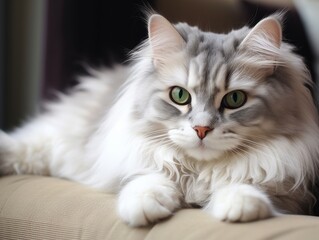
<box><xmin>210</xmin><ymin>184</ymin><xmax>274</xmax><ymax>222</ymax></box>
<box><xmin>118</xmin><ymin>174</ymin><xmax>181</xmax><ymax>227</ymax></box>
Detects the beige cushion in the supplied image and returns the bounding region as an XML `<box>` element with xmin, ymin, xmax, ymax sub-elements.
<box><xmin>1</xmin><ymin>175</ymin><xmax>319</xmax><ymax>240</ymax></box>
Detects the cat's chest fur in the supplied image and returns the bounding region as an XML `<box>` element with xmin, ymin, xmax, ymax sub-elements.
<box><xmin>172</xmin><ymin>161</ymin><xmax>213</xmax><ymax>207</ymax></box>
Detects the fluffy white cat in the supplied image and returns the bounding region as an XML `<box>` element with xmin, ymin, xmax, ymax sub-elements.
<box><xmin>1</xmin><ymin>14</ymin><xmax>319</xmax><ymax>226</ymax></box>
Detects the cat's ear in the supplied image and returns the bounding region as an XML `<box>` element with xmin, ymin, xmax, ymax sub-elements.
<box><xmin>241</xmin><ymin>16</ymin><xmax>282</xmax><ymax>48</ymax></box>
<box><xmin>239</xmin><ymin>16</ymin><xmax>282</xmax><ymax>74</ymax></box>
<box><xmin>148</xmin><ymin>14</ymin><xmax>185</xmax><ymax>68</ymax></box>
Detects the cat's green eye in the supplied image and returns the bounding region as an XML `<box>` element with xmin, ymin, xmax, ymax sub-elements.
<box><xmin>170</xmin><ymin>86</ymin><xmax>191</xmax><ymax>105</ymax></box>
<box><xmin>222</xmin><ymin>90</ymin><xmax>247</xmax><ymax>109</ymax></box>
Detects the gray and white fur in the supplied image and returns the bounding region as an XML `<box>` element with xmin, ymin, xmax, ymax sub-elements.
<box><xmin>1</xmin><ymin>14</ymin><xmax>319</xmax><ymax>226</ymax></box>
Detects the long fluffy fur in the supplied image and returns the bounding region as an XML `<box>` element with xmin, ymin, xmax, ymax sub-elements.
<box><xmin>1</xmin><ymin>14</ymin><xmax>319</xmax><ymax>226</ymax></box>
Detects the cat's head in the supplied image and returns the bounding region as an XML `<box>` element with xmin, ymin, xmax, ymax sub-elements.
<box><xmin>132</xmin><ymin>14</ymin><xmax>313</xmax><ymax>161</ymax></box>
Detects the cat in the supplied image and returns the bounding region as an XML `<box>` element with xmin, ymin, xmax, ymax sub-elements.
<box><xmin>1</xmin><ymin>13</ymin><xmax>319</xmax><ymax>227</ymax></box>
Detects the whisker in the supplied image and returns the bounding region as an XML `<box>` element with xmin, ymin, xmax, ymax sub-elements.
<box><xmin>143</xmin><ymin>132</ymin><xmax>179</xmax><ymax>151</ymax></box>
<box><xmin>234</xmin><ymin>137</ymin><xmax>275</xmax><ymax>159</ymax></box>
<box><xmin>222</xmin><ymin>134</ymin><xmax>276</xmax><ymax>160</ymax></box>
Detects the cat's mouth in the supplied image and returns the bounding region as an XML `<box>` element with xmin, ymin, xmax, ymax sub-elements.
<box><xmin>183</xmin><ymin>136</ymin><xmax>239</xmax><ymax>161</ymax></box>
<box><xmin>184</xmin><ymin>140</ymin><xmax>220</xmax><ymax>161</ymax></box>
<box><xmin>168</xmin><ymin>129</ymin><xmax>230</xmax><ymax>160</ymax></box>
<box><xmin>197</xmin><ymin>140</ymin><xmax>208</xmax><ymax>149</ymax></box>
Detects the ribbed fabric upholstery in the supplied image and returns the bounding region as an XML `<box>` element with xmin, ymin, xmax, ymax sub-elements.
<box><xmin>1</xmin><ymin>175</ymin><xmax>319</xmax><ymax>240</ymax></box>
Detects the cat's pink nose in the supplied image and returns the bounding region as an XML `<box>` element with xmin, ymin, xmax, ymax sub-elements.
<box><xmin>193</xmin><ymin>126</ymin><xmax>213</xmax><ymax>140</ymax></box>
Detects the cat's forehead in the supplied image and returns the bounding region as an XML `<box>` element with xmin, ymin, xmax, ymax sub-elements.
<box><xmin>187</xmin><ymin>51</ymin><xmax>225</xmax><ymax>91</ymax></box>
<box><xmin>175</xmin><ymin>23</ymin><xmax>251</xmax><ymax>93</ymax></box>
<box><xmin>175</xmin><ymin>23</ymin><xmax>249</xmax><ymax>57</ymax></box>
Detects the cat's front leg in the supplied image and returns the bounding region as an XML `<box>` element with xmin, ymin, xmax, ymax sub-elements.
<box><xmin>205</xmin><ymin>184</ymin><xmax>276</xmax><ymax>222</ymax></box>
<box><xmin>118</xmin><ymin>173</ymin><xmax>182</xmax><ymax>227</ymax></box>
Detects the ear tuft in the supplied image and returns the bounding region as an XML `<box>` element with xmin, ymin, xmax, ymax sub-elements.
<box><xmin>148</xmin><ymin>14</ymin><xmax>185</xmax><ymax>67</ymax></box>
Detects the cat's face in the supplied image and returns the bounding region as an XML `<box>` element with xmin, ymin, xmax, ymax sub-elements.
<box><xmin>147</xmin><ymin>52</ymin><xmax>273</xmax><ymax>161</ymax></box>
<box><xmin>137</xmin><ymin>15</ymin><xmax>300</xmax><ymax>161</ymax></box>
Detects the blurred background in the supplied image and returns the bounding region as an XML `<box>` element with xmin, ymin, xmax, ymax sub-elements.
<box><xmin>0</xmin><ymin>0</ymin><xmax>318</xmax><ymax>130</ymax></box>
